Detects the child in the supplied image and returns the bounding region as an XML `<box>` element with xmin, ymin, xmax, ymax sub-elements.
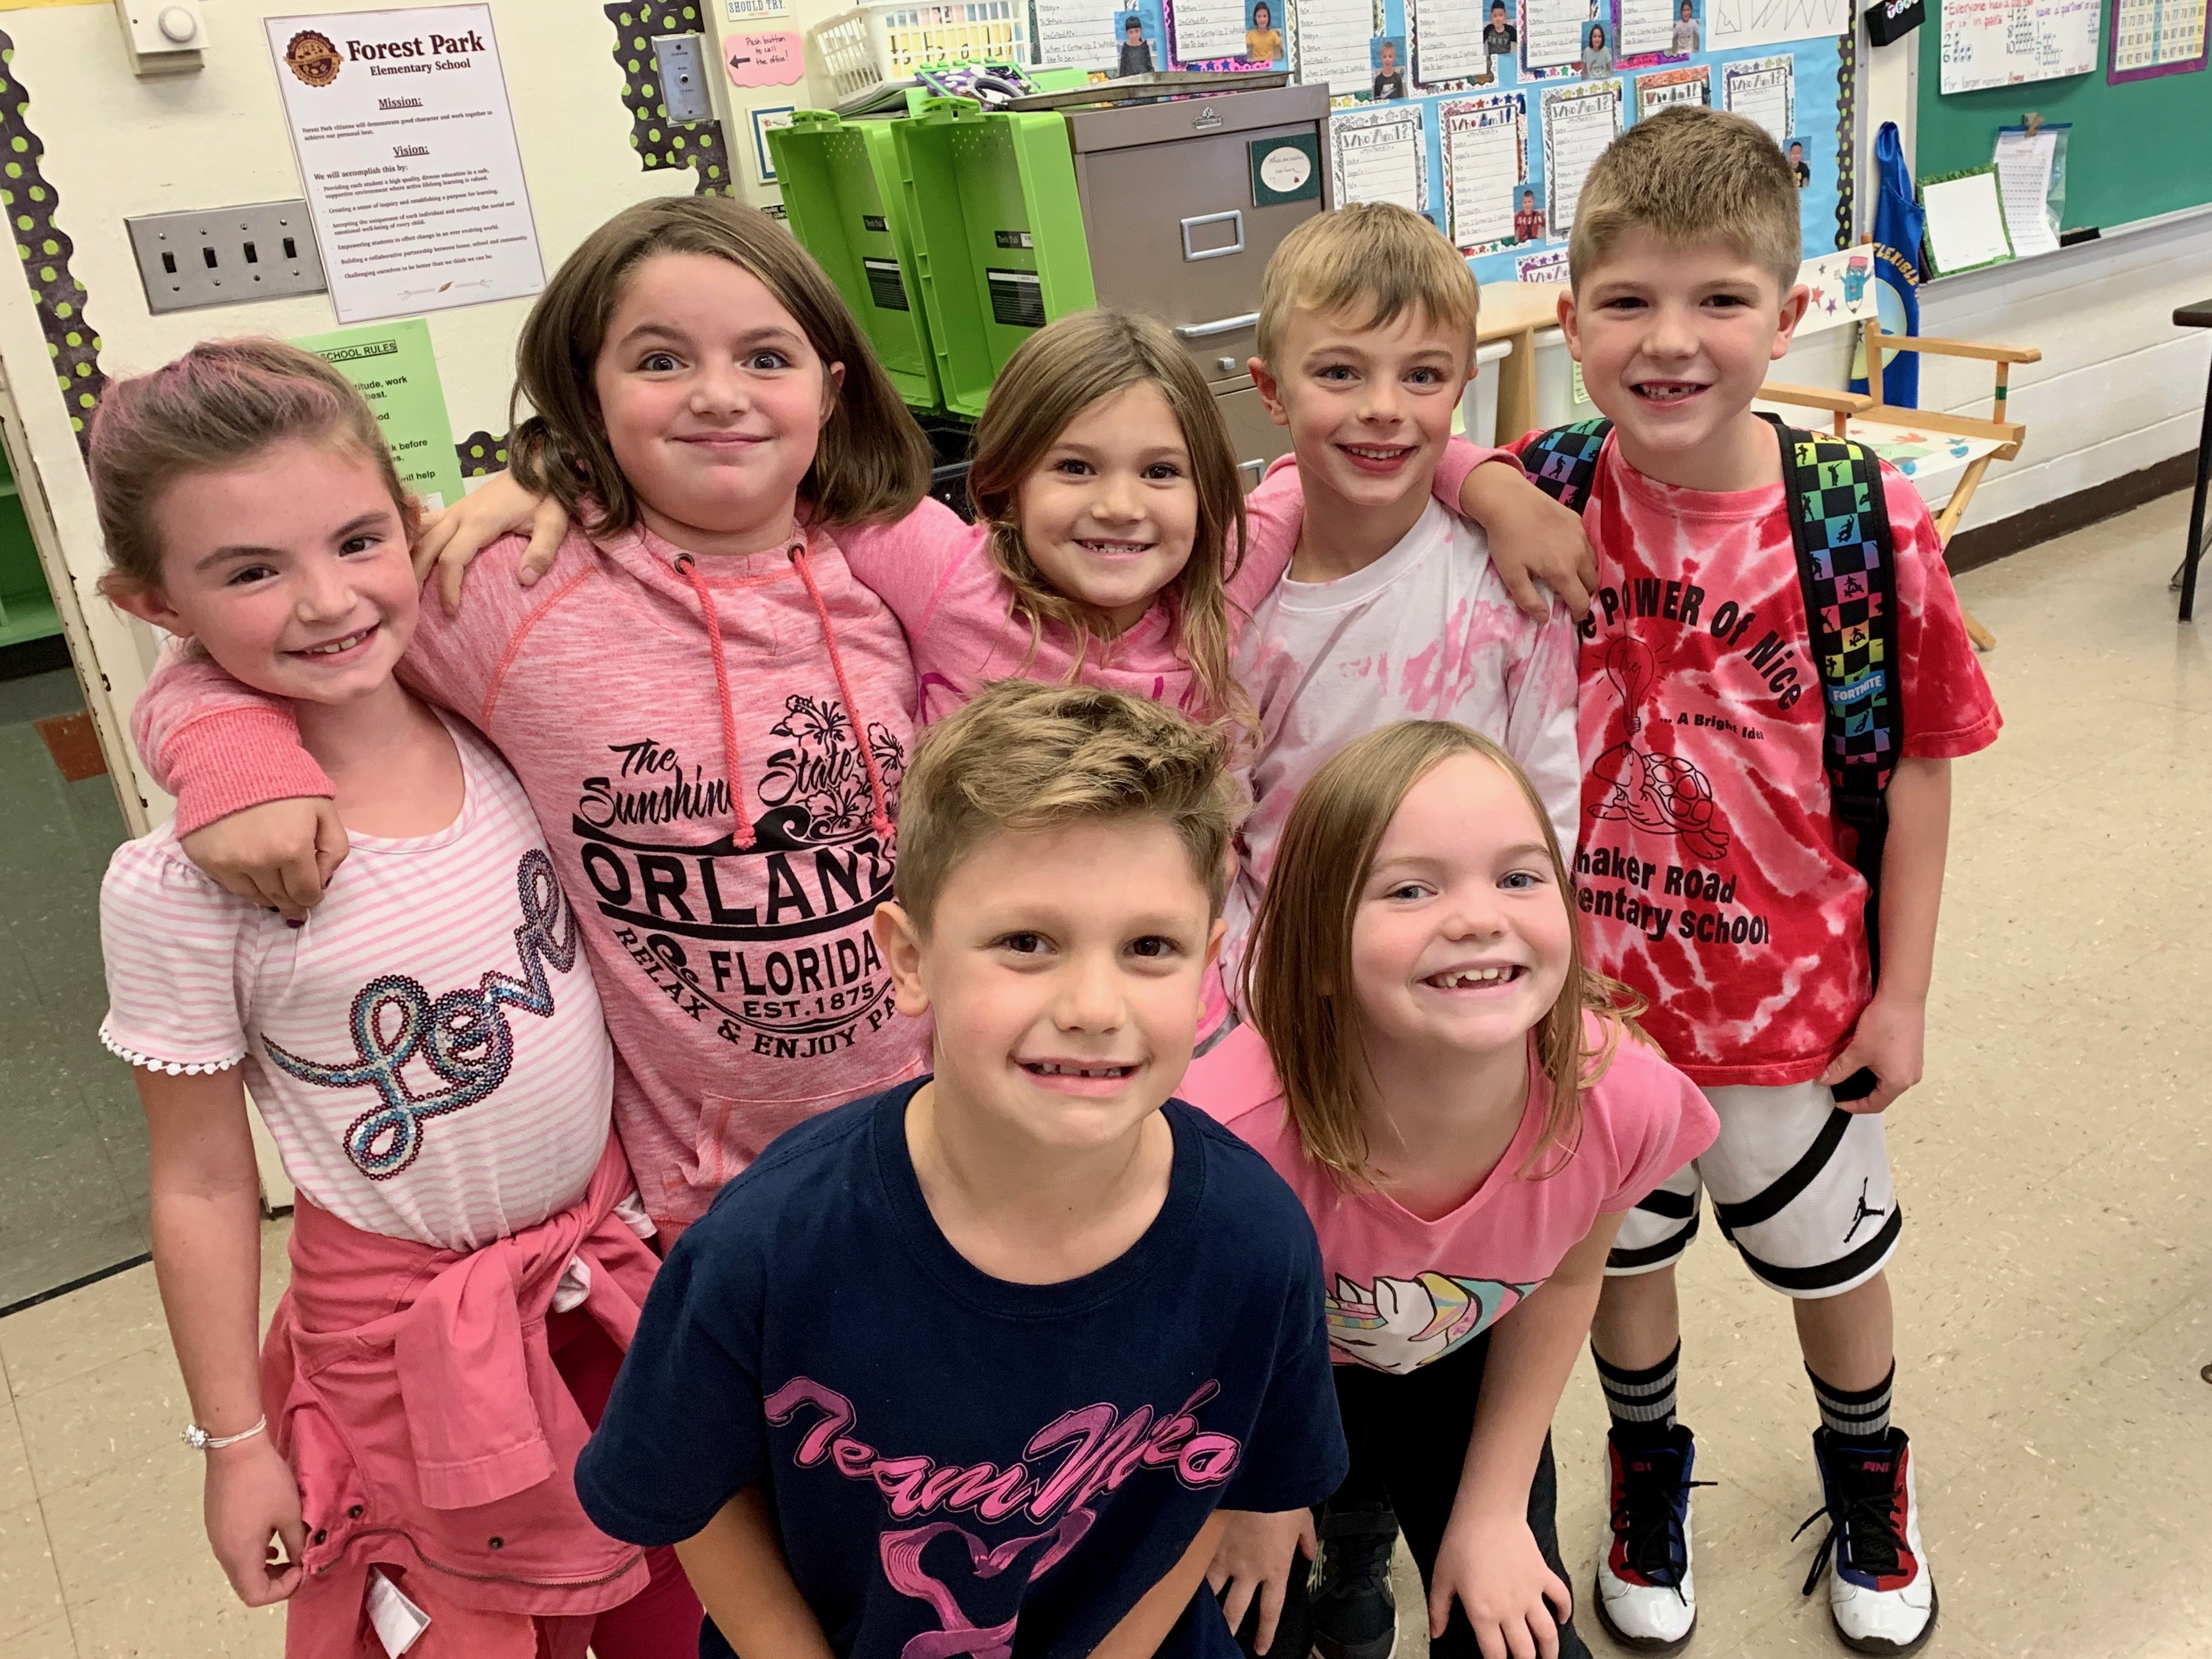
<box><xmin>574</xmin><ymin>681</ymin><xmax>1349</xmax><ymax>1659</ymax></box>
<box><xmin>1246</xmin><ymin>1</ymin><xmax>1283</xmax><ymax>63</ymax></box>
<box><xmin>1485</xmin><ymin>0</ymin><xmax>1518</xmax><ymax>56</ymax></box>
<box><xmin>1581</xmin><ymin>22</ymin><xmax>1614</xmax><ymax>76</ymax></box>
<box><xmin>1182</xmin><ymin>722</ymin><xmax>1717</xmax><ymax>1659</ymax></box>
<box><xmin>1119</xmin><ymin>13</ymin><xmax>1155</xmax><ymax>75</ymax></box>
<box><xmin>91</xmin><ymin>340</ymin><xmax>698</xmax><ymax>1656</ymax></box>
<box><xmin>1228</xmin><ymin>202</ymin><xmax>1583</xmax><ymax>1027</ymax></box>
<box><xmin>1514</xmin><ymin>108</ymin><xmax>1998</xmax><ymax>1653</ymax></box>
<box><xmin>122</xmin><ymin>197</ymin><xmax>936</xmax><ymax>1237</ymax></box>
<box><xmin>1672</xmin><ymin>0</ymin><xmax>1700</xmax><ymax>54</ymax></box>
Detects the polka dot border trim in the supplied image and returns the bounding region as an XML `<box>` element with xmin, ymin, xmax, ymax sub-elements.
<box><xmin>0</xmin><ymin>33</ymin><xmax>108</xmax><ymax>449</ymax></box>
<box><xmin>604</xmin><ymin>3</ymin><xmax>735</xmax><ymax>197</ymax></box>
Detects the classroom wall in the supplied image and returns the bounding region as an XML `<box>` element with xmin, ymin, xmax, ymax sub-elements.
<box><xmin>1855</xmin><ymin>29</ymin><xmax>2212</xmax><ymax>536</ymax></box>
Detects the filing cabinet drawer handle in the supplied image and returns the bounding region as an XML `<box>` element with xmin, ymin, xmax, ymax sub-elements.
<box><xmin>1175</xmin><ymin>311</ymin><xmax>1260</xmax><ymax>340</ymax></box>
<box><xmin>1180</xmin><ymin>210</ymin><xmax>1246</xmax><ymax>263</ymax></box>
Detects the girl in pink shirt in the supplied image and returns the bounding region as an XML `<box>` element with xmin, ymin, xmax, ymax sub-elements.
<box><xmin>129</xmin><ymin>198</ymin><xmax>937</xmax><ymax>1234</ymax></box>
<box><xmin>92</xmin><ymin>341</ymin><xmax>698</xmax><ymax>1658</ymax></box>
<box><xmin>1179</xmin><ymin>722</ymin><xmax>1716</xmax><ymax>1659</ymax></box>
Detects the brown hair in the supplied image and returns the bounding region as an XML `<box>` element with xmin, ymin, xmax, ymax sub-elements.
<box><xmin>963</xmin><ymin>310</ymin><xmax>1249</xmax><ymax>725</ymax></box>
<box><xmin>894</xmin><ymin>679</ymin><xmax>1242</xmax><ymax>934</ymax></box>
<box><xmin>506</xmin><ymin>195</ymin><xmax>930</xmax><ymax>535</ymax></box>
<box><xmin>1242</xmin><ymin>720</ymin><xmax>1647</xmax><ymax>1189</ymax></box>
<box><xmin>1255</xmin><ymin>202</ymin><xmax>1480</xmax><ymax>368</ymax></box>
<box><xmin>88</xmin><ymin>337</ymin><xmax>411</xmax><ymax>597</ymax></box>
<box><xmin>1569</xmin><ymin>106</ymin><xmax>1802</xmax><ymax>292</ymax></box>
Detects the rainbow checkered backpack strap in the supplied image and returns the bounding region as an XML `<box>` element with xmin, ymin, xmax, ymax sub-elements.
<box><xmin>1523</xmin><ymin>417</ymin><xmax>1612</xmax><ymax>513</ymax></box>
<box><xmin>1763</xmin><ymin>413</ymin><xmax>1902</xmax><ymax>977</ymax></box>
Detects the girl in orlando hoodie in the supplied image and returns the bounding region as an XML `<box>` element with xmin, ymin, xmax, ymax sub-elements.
<box><xmin>129</xmin><ymin>197</ymin><xmax>932</xmax><ymax>1236</ymax></box>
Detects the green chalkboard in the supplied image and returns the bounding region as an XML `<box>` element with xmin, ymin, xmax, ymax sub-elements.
<box><xmin>1916</xmin><ymin>4</ymin><xmax>2212</xmax><ymax>233</ymax></box>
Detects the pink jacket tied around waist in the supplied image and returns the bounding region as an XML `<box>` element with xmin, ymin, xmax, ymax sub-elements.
<box><xmin>263</xmin><ymin>1134</ymin><xmax>657</xmax><ymax>1630</ymax></box>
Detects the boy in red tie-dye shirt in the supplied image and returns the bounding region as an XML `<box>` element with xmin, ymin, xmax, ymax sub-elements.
<box><xmin>1497</xmin><ymin>108</ymin><xmax>1997</xmax><ymax>1656</ymax></box>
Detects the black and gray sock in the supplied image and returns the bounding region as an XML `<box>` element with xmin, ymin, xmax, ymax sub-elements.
<box><xmin>1594</xmin><ymin>1340</ymin><xmax>1681</xmax><ymax>1430</ymax></box>
<box><xmin>1806</xmin><ymin>1360</ymin><xmax>1895</xmax><ymax>1440</ymax></box>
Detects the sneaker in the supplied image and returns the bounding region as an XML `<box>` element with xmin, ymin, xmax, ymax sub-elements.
<box><xmin>1594</xmin><ymin>1423</ymin><xmax>1706</xmax><ymax>1653</ymax></box>
<box><xmin>1310</xmin><ymin>1498</ymin><xmax>1398</xmax><ymax>1659</ymax></box>
<box><xmin>1797</xmin><ymin>1426</ymin><xmax>1938</xmax><ymax>1655</ymax></box>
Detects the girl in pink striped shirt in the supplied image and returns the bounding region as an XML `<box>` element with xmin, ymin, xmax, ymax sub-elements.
<box><xmin>92</xmin><ymin>340</ymin><xmax>698</xmax><ymax>1658</ymax></box>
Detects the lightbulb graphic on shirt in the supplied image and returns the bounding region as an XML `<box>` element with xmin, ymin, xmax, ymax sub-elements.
<box><xmin>1588</xmin><ymin>636</ymin><xmax>1730</xmax><ymax>863</ymax></box>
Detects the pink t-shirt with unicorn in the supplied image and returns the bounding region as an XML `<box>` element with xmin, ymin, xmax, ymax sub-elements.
<box><xmin>1179</xmin><ymin>1018</ymin><xmax>1717</xmax><ymax>1375</ymax></box>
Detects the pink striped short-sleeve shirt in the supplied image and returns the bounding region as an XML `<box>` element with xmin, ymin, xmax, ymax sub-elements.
<box><xmin>99</xmin><ymin>717</ymin><xmax>615</xmax><ymax>1252</ymax></box>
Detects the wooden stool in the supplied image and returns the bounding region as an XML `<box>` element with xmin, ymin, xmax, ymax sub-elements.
<box><xmin>2175</xmin><ymin>298</ymin><xmax>2212</xmax><ymax>623</ymax></box>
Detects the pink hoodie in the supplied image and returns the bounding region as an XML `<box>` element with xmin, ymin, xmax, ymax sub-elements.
<box><xmin>136</xmin><ymin>522</ymin><xmax>919</xmax><ymax>1232</ymax></box>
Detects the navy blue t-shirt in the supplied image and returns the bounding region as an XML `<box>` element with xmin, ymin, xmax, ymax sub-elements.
<box><xmin>576</xmin><ymin>1080</ymin><xmax>1348</xmax><ymax>1659</ymax></box>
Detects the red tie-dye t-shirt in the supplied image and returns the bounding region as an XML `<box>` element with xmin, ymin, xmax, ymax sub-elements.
<box><xmin>1508</xmin><ymin>430</ymin><xmax>2001</xmax><ymax>1087</ymax></box>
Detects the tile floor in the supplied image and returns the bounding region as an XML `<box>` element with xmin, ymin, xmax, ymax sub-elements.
<box><xmin>1</xmin><ymin>491</ymin><xmax>2207</xmax><ymax>1658</ymax></box>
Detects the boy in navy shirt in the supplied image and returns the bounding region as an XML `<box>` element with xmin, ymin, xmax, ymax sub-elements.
<box><xmin>578</xmin><ymin>682</ymin><xmax>1348</xmax><ymax>1659</ymax></box>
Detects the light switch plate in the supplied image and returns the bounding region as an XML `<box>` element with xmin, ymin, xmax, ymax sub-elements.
<box><xmin>652</xmin><ymin>33</ymin><xmax>714</xmax><ymax>124</ymax></box>
<box><xmin>126</xmin><ymin>201</ymin><xmax>327</xmax><ymax>314</ymax></box>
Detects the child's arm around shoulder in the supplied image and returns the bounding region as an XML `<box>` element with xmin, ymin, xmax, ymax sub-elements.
<box><xmin>827</xmin><ymin>495</ymin><xmax>984</xmax><ymax>636</ymax></box>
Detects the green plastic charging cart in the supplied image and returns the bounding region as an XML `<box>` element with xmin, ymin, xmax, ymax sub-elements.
<box><xmin>889</xmin><ymin>99</ymin><xmax>1096</xmax><ymax>420</ymax></box>
<box><xmin>766</xmin><ymin>111</ymin><xmax>941</xmax><ymax>411</ymax></box>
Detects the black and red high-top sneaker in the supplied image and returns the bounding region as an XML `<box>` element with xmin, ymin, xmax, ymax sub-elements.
<box><xmin>1797</xmin><ymin>1426</ymin><xmax>1937</xmax><ymax>1655</ymax></box>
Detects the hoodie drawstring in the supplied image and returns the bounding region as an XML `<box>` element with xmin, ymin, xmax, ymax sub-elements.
<box><xmin>672</xmin><ymin>550</ymin><xmax>755</xmax><ymax>852</ymax></box>
<box><xmin>672</xmin><ymin>541</ymin><xmax>893</xmax><ymax>855</ymax></box>
<box><xmin>791</xmin><ymin>547</ymin><xmax>895</xmax><ymax>849</ymax></box>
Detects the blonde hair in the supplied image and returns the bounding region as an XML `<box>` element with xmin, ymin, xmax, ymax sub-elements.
<box><xmin>963</xmin><ymin>310</ymin><xmax>1248</xmax><ymax>727</ymax></box>
<box><xmin>508</xmin><ymin>195</ymin><xmax>930</xmax><ymax>535</ymax></box>
<box><xmin>894</xmin><ymin>679</ymin><xmax>1242</xmax><ymax>934</ymax></box>
<box><xmin>1242</xmin><ymin>721</ymin><xmax>1647</xmax><ymax>1188</ymax></box>
<box><xmin>89</xmin><ymin>337</ymin><xmax>412</xmax><ymax>598</ymax></box>
<box><xmin>1569</xmin><ymin>106</ymin><xmax>1802</xmax><ymax>293</ymax></box>
<box><xmin>1255</xmin><ymin>202</ymin><xmax>1480</xmax><ymax>368</ymax></box>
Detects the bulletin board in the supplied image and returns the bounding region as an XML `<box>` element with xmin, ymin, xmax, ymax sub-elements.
<box><xmin>1915</xmin><ymin>0</ymin><xmax>2212</xmax><ymax>232</ymax></box>
<box><xmin>1060</xmin><ymin>0</ymin><xmax>1859</xmax><ymax>280</ymax></box>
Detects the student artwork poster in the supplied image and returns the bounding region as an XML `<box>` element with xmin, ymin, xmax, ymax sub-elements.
<box><xmin>1618</xmin><ymin>0</ymin><xmax>1700</xmax><ymax>62</ymax></box>
<box><xmin>1408</xmin><ymin>0</ymin><xmax>1497</xmax><ymax>88</ymax></box>
<box><xmin>1440</xmin><ymin>92</ymin><xmax>1529</xmax><ymax>252</ymax></box>
<box><xmin>1330</xmin><ymin>101</ymin><xmax>1429</xmax><ymax>210</ymax></box>
<box><xmin>1160</xmin><ymin>0</ymin><xmax>1285</xmax><ymax>66</ymax></box>
<box><xmin>1291</xmin><ymin>0</ymin><xmax>1384</xmax><ymax>99</ymax></box>
<box><xmin>1521</xmin><ymin>0</ymin><xmax>1615</xmax><ymax>77</ymax></box>
<box><xmin>1539</xmin><ymin>76</ymin><xmax>1622</xmax><ymax>237</ymax></box>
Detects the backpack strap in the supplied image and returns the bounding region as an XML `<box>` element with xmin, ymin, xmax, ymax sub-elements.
<box><xmin>1762</xmin><ymin>413</ymin><xmax>1902</xmax><ymax>989</ymax></box>
<box><xmin>1522</xmin><ymin>418</ymin><xmax>1612</xmax><ymax>513</ymax></box>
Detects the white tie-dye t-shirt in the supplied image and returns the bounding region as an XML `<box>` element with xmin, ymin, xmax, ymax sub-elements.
<box><xmin>1223</xmin><ymin>499</ymin><xmax>1583</xmax><ymax>994</ymax></box>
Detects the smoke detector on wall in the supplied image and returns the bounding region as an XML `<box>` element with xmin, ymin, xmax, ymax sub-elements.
<box><xmin>114</xmin><ymin>0</ymin><xmax>206</xmax><ymax>78</ymax></box>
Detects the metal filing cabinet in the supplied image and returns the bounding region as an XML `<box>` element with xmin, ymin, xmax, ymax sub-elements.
<box><xmin>1062</xmin><ymin>84</ymin><xmax>1332</xmax><ymax>486</ymax></box>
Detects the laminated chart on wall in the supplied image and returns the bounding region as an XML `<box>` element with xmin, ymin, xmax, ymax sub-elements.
<box><xmin>1440</xmin><ymin>92</ymin><xmax>1529</xmax><ymax>250</ymax></box>
<box><xmin>1940</xmin><ymin>0</ymin><xmax>2100</xmax><ymax>90</ymax></box>
<box><xmin>1722</xmin><ymin>52</ymin><xmax>1795</xmax><ymax>147</ymax></box>
<box><xmin>1410</xmin><ymin>0</ymin><xmax>1498</xmax><ymax>87</ymax></box>
<box><xmin>1540</xmin><ymin>78</ymin><xmax>1623</xmax><ymax>236</ymax></box>
<box><xmin>1515</xmin><ymin>244</ymin><xmax>1572</xmax><ymax>279</ymax></box>
<box><xmin>1292</xmin><ymin>0</ymin><xmax>1385</xmax><ymax>94</ymax></box>
<box><xmin>1331</xmin><ymin>101</ymin><xmax>1430</xmax><ymax>207</ymax></box>
<box><xmin>2108</xmin><ymin>0</ymin><xmax>2208</xmax><ymax>78</ymax></box>
<box><xmin>1638</xmin><ymin>60</ymin><xmax>1712</xmax><ymax>110</ymax></box>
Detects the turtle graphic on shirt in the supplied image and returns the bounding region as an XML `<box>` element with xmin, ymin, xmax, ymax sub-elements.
<box><xmin>1587</xmin><ymin>635</ymin><xmax>1730</xmax><ymax>862</ymax></box>
<box><xmin>1326</xmin><ymin>1272</ymin><xmax>1538</xmax><ymax>1374</ymax></box>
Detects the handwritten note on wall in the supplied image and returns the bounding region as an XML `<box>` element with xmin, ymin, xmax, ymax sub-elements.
<box><xmin>1540</xmin><ymin>78</ymin><xmax>1622</xmax><ymax>236</ymax></box>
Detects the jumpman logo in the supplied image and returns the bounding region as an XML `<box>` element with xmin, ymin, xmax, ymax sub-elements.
<box><xmin>1842</xmin><ymin>1178</ymin><xmax>1889</xmax><ymax>1244</ymax></box>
